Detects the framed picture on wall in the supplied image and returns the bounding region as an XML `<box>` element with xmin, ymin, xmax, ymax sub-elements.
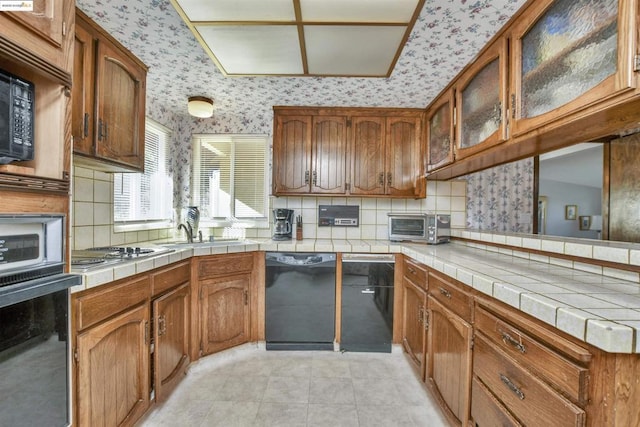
<box><xmin>579</xmin><ymin>216</ymin><xmax>591</xmax><ymax>230</ymax></box>
<box><xmin>565</xmin><ymin>205</ymin><xmax>577</xmax><ymax>220</ymax></box>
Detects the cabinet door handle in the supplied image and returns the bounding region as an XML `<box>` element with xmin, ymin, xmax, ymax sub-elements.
<box><xmin>98</xmin><ymin>119</ymin><xmax>104</xmax><ymax>140</ymax></box>
<box><xmin>424</xmin><ymin>311</ymin><xmax>429</xmax><ymax>330</ymax></box>
<box><xmin>511</xmin><ymin>94</ymin><xmax>516</xmax><ymax>119</ymax></box>
<box><xmin>158</xmin><ymin>315</ymin><xmax>166</xmax><ymax>336</ymax></box>
<box><xmin>83</xmin><ymin>113</ymin><xmax>89</xmax><ymax>137</ymax></box>
<box><xmin>500</xmin><ymin>330</ymin><xmax>526</xmax><ymax>353</ymax></box>
<box><xmin>418</xmin><ymin>306</ymin><xmax>424</xmax><ymax>324</ymax></box>
<box><xmin>378</xmin><ymin>172</ymin><xmax>384</xmax><ymax>186</ymax></box>
<box><xmin>98</xmin><ymin>119</ymin><xmax>108</xmax><ymax>141</ymax></box>
<box><xmin>144</xmin><ymin>321</ymin><xmax>149</xmax><ymax>344</ymax></box>
<box><xmin>243</xmin><ymin>289</ymin><xmax>249</xmax><ymax>305</ymax></box>
<box><xmin>387</xmin><ymin>172</ymin><xmax>392</xmax><ymax>186</ymax></box>
<box><xmin>500</xmin><ymin>373</ymin><xmax>525</xmax><ymax>400</ymax></box>
<box><xmin>304</xmin><ymin>170</ymin><xmax>310</xmax><ymax>184</ymax></box>
<box><xmin>408</xmin><ymin>267</ymin><xmax>416</xmax><ymax>275</ymax></box>
<box><xmin>494</xmin><ymin>102</ymin><xmax>502</xmax><ymax>124</ymax></box>
<box><xmin>439</xmin><ymin>287</ymin><xmax>451</xmax><ymax>299</ymax></box>
<box><xmin>312</xmin><ymin>170</ymin><xmax>317</xmax><ymax>185</ymax></box>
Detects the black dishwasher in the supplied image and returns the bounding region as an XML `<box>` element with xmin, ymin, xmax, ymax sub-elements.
<box><xmin>265</xmin><ymin>252</ymin><xmax>336</xmax><ymax>350</ymax></box>
<box><xmin>341</xmin><ymin>253</ymin><xmax>395</xmax><ymax>353</ymax></box>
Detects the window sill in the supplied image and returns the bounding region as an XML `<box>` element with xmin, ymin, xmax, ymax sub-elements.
<box><xmin>199</xmin><ymin>219</ymin><xmax>270</xmax><ymax>229</ymax></box>
<box><xmin>114</xmin><ymin>220</ymin><xmax>173</xmax><ymax>233</ymax></box>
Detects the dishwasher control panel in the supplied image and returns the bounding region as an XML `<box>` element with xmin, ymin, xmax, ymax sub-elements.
<box><xmin>318</xmin><ymin>205</ymin><xmax>359</xmax><ymax>227</ymax></box>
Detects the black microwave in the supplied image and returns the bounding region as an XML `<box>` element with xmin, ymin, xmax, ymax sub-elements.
<box><xmin>0</xmin><ymin>69</ymin><xmax>34</xmax><ymax>164</ymax></box>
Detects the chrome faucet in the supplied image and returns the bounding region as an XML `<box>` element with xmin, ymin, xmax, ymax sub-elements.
<box><xmin>178</xmin><ymin>223</ymin><xmax>193</xmax><ymax>243</ymax></box>
<box><xmin>177</xmin><ymin>223</ymin><xmax>204</xmax><ymax>243</ymax></box>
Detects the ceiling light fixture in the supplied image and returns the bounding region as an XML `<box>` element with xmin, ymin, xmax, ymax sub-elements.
<box><xmin>188</xmin><ymin>96</ymin><xmax>214</xmax><ymax>118</ymax></box>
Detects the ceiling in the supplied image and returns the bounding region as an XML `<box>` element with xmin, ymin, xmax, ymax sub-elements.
<box><xmin>170</xmin><ymin>0</ymin><xmax>424</xmax><ymax>77</ymax></box>
<box><xmin>76</xmin><ymin>0</ymin><xmax>527</xmax><ymax>125</ymax></box>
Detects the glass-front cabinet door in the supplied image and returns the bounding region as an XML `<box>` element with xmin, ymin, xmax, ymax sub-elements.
<box><xmin>426</xmin><ymin>90</ymin><xmax>454</xmax><ymax>172</ymax></box>
<box><xmin>510</xmin><ymin>0</ymin><xmax>636</xmax><ymax>137</ymax></box>
<box><xmin>455</xmin><ymin>40</ymin><xmax>509</xmax><ymax>159</ymax></box>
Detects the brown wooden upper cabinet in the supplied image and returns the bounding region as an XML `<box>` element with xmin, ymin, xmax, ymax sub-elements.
<box><xmin>426</xmin><ymin>90</ymin><xmax>455</xmax><ymax>172</ymax></box>
<box><xmin>350</xmin><ymin>115</ymin><xmax>423</xmax><ymax>197</ymax></box>
<box><xmin>273</xmin><ymin>107</ymin><xmax>424</xmax><ymax>198</ymax></box>
<box><xmin>73</xmin><ymin>9</ymin><xmax>147</xmax><ymax>172</ymax></box>
<box><xmin>0</xmin><ymin>0</ymin><xmax>74</xmax><ymax>78</ymax></box>
<box><xmin>509</xmin><ymin>0</ymin><xmax>637</xmax><ymax>137</ymax></box>
<box><xmin>349</xmin><ymin>116</ymin><xmax>385</xmax><ymax>195</ymax></box>
<box><xmin>273</xmin><ymin>114</ymin><xmax>314</xmax><ymax>194</ymax></box>
<box><xmin>272</xmin><ymin>113</ymin><xmax>348</xmax><ymax>195</ymax></box>
<box><xmin>454</xmin><ymin>39</ymin><xmax>509</xmax><ymax>160</ymax></box>
<box><xmin>313</xmin><ymin>116</ymin><xmax>348</xmax><ymax>194</ymax></box>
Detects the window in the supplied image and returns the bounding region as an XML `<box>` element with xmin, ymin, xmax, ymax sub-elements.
<box><xmin>113</xmin><ymin>119</ymin><xmax>173</xmax><ymax>226</ymax></box>
<box><xmin>192</xmin><ymin>135</ymin><xmax>268</xmax><ymax>224</ymax></box>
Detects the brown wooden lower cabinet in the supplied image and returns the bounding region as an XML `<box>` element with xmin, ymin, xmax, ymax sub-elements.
<box><xmin>71</xmin><ymin>251</ymin><xmax>640</xmax><ymax>427</ymax></box>
<box><xmin>76</xmin><ymin>303</ymin><xmax>150</xmax><ymax>427</ymax></box>
<box><xmin>153</xmin><ymin>282</ymin><xmax>190</xmax><ymax>402</ymax></box>
<box><xmin>402</xmin><ymin>276</ymin><xmax>427</xmax><ymax>376</ymax></box>
<box><xmin>73</xmin><ymin>260</ymin><xmax>191</xmax><ymax>426</ymax></box>
<box><xmin>200</xmin><ymin>273</ymin><xmax>251</xmax><ymax>356</ymax></box>
<box><xmin>426</xmin><ymin>297</ymin><xmax>473</xmax><ymax>427</ymax></box>
<box><xmin>194</xmin><ymin>253</ymin><xmax>255</xmax><ymax>358</ymax></box>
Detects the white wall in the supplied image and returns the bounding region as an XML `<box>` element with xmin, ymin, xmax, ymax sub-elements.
<box><xmin>539</xmin><ymin>179</ymin><xmax>601</xmax><ymax>239</ymax></box>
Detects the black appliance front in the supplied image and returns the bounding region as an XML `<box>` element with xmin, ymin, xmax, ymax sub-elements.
<box><xmin>265</xmin><ymin>252</ymin><xmax>336</xmax><ymax>350</ymax></box>
<box><xmin>341</xmin><ymin>255</ymin><xmax>394</xmax><ymax>353</ymax></box>
<box><xmin>0</xmin><ymin>69</ymin><xmax>35</xmax><ymax>164</ymax></box>
<box><xmin>0</xmin><ymin>273</ymin><xmax>81</xmax><ymax>427</ymax></box>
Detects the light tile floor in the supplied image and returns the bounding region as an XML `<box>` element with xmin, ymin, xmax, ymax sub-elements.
<box><xmin>139</xmin><ymin>345</ymin><xmax>449</xmax><ymax>427</ymax></box>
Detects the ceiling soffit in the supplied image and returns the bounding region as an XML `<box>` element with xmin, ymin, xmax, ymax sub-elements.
<box><xmin>170</xmin><ymin>0</ymin><xmax>425</xmax><ymax>77</ymax></box>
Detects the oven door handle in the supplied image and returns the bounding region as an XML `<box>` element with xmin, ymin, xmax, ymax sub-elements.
<box><xmin>0</xmin><ymin>273</ymin><xmax>82</xmax><ymax>309</ymax></box>
<box><xmin>341</xmin><ymin>253</ymin><xmax>395</xmax><ymax>263</ymax></box>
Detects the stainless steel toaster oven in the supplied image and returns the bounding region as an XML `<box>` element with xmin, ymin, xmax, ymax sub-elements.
<box><xmin>388</xmin><ymin>213</ymin><xmax>450</xmax><ymax>244</ymax></box>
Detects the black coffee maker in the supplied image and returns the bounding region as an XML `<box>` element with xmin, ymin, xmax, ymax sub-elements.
<box><xmin>272</xmin><ymin>208</ymin><xmax>294</xmax><ymax>240</ymax></box>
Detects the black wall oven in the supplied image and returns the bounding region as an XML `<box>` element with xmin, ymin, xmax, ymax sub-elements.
<box><xmin>0</xmin><ymin>215</ymin><xmax>81</xmax><ymax>427</ymax></box>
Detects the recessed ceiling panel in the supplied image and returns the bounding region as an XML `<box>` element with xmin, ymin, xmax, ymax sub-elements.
<box><xmin>170</xmin><ymin>0</ymin><xmax>425</xmax><ymax>76</ymax></box>
<box><xmin>305</xmin><ymin>26</ymin><xmax>407</xmax><ymax>76</ymax></box>
<box><xmin>197</xmin><ymin>25</ymin><xmax>303</xmax><ymax>75</ymax></box>
<box><xmin>300</xmin><ymin>0</ymin><xmax>419</xmax><ymax>23</ymax></box>
<box><xmin>177</xmin><ymin>0</ymin><xmax>295</xmax><ymax>21</ymax></box>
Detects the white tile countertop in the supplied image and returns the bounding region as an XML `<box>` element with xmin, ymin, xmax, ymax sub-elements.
<box><xmin>71</xmin><ymin>238</ymin><xmax>640</xmax><ymax>354</ymax></box>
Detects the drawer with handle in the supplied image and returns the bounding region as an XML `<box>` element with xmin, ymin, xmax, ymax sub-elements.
<box><xmin>402</xmin><ymin>257</ymin><xmax>427</xmax><ymax>289</ymax></box>
<box><xmin>471</xmin><ymin>375</ymin><xmax>521</xmax><ymax>427</ymax></box>
<box><xmin>428</xmin><ymin>271</ymin><xmax>472</xmax><ymax>322</ymax></box>
<box><xmin>474</xmin><ymin>333</ymin><xmax>585</xmax><ymax>427</ymax></box>
<box><xmin>198</xmin><ymin>253</ymin><xmax>253</xmax><ymax>279</ymax></box>
<box><xmin>475</xmin><ymin>305</ymin><xmax>589</xmax><ymax>404</ymax></box>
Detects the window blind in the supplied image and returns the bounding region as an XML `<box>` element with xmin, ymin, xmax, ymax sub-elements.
<box><xmin>192</xmin><ymin>135</ymin><xmax>268</xmax><ymax>220</ymax></box>
<box><xmin>114</xmin><ymin>119</ymin><xmax>173</xmax><ymax>223</ymax></box>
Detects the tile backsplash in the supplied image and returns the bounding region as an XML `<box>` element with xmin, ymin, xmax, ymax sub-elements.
<box><xmin>71</xmin><ymin>164</ymin><xmax>466</xmax><ymax>249</ymax></box>
<box><xmin>258</xmin><ymin>180</ymin><xmax>467</xmax><ymax>241</ymax></box>
<box><xmin>71</xmin><ymin>165</ymin><xmax>171</xmax><ymax>250</ymax></box>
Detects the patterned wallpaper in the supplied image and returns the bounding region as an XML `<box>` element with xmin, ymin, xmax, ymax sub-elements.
<box><xmin>75</xmin><ymin>0</ymin><xmax>531</xmax><ymax>237</ymax></box>
<box><xmin>77</xmin><ymin>0</ymin><xmax>527</xmax><ymax>119</ymax></box>
<box><xmin>465</xmin><ymin>158</ymin><xmax>535</xmax><ymax>233</ymax></box>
